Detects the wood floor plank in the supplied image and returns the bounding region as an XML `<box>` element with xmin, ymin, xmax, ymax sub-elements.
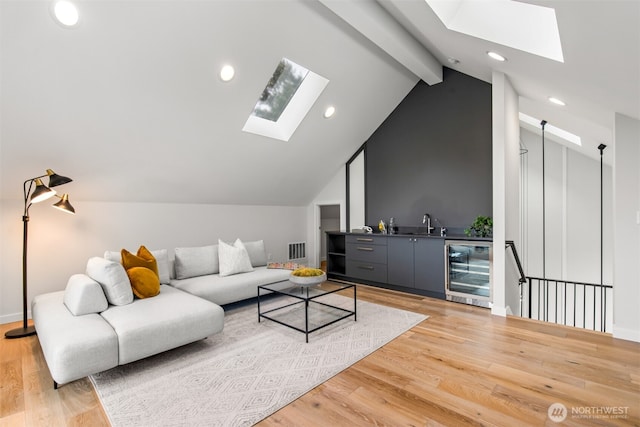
<box><xmin>2</xmin><ymin>283</ymin><xmax>639</xmax><ymax>426</ymax></box>
<box><xmin>344</xmin><ymin>369</ymin><xmax>483</xmax><ymax>427</ymax></box>
<box><xmin>0</xmin><ymin>411</ymin><xmax>25</xmax><ymax>427</ymax></box>
<box><xmin>0</xmin><ymin>360</ymin><xmax>24</xmax><ymax>418</ymax></box>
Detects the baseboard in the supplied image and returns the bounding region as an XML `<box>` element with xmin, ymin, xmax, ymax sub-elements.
<box><xmin>612</xmin><ymin>325</ymin><xmax>640</xmax><ymax>343</ymax></box>
<box><xmin>491</xmin><ymin>305</ymin><xmax>508</xmax><ymax>317</ymax></box>
<box><xmin>0</xmin><ymin>310</ymin><xmax>31</xmax><ymax>326</ymax></box>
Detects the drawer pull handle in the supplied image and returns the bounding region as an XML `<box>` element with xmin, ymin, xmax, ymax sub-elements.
<box><xmin>357</xmin><ymin>247</ymin><xmax>374</xmax><ymax>251</ymax></box>
<box><xmin>358</xmin><ymin>265</ymin><xmax>375</xmax><ymax>270</ymax></box>
<box><xmin>356</xmin><ymin>238</ymin><xmax>374</xmax><ymax>242</ymax></box>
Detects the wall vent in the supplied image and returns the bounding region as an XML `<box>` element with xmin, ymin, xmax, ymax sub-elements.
<box><xmin>288</xmin><ymin>242</ymin><xmax>306</xmax><ymax>260</ymax></box>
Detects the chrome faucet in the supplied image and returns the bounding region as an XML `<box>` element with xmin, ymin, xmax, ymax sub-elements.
<box><xmin>422</xmin><ymin>213</ymin><xmax>435</xmax><ymax>235</ymax></box>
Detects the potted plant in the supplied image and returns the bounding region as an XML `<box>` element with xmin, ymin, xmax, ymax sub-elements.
<box><xmin>464</xmin><ymin>216</ymin><xmax>493</xmax><ymax>237</ymax></box>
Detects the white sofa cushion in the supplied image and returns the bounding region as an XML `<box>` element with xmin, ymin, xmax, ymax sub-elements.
<box><xmin>170</xmin><ymin>266</ymin><xmax>291</xmax><ymax>305</ymax></box>
<box><xmin>86</xmin><ymin>257</ymin><xmax>133</xmax><ymax>306</ymax></box>
<box><xmin>218</xmin><ymin>239</ymin><xmax>253</xmax><ymax>277</ymax></box>
<box><xmin>32</xmin><ymin>291</ymin><xmax>119</xmax><ymax>385</ymax></box>
<box><xmin>174</xmin><ymin>245</ymin><xmax>219</xmax><ymax>279</ymax></box>
<box><xmin>63</xmin><ymin>274</ymin><xmax>108</xmax><ymax>316</ymax></box>
<box><xmin>99</xmin><ymin>285</ymin><xmax>224</xmax><ymax>364</ymax></box>
<box><xmin>104</xmin><ymin>248</ymin><xmax>171</xmax><ymax>284</ymax></box>
<box><xmin>243</xmin><ymin>240</ymin><xmax>267</xmax><ymax>267</ymax></box>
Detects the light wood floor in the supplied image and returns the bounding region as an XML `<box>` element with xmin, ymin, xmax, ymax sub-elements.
<box><xmin>2</xmin><ymin>283</ymin><xmax>639</xmax><ymax>426</ymax></box>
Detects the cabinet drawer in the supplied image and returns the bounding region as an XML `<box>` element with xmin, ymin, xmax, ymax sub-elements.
<box><xmin>346</xmin><ymin>235</ymin><xmax>387</xmax><ymax>246</ymax></box>
<box><xmin>346</xmin><ymin>243</ymin><xmax>388</xmax><ymax>264</ymax></box>
<box><xmin>346</xmin><ymin>260</ymin><xmax>387</xmax><ymax>283</ymax></box>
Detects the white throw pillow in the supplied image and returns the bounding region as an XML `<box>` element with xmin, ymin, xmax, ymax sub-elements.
<box><xmin>243</xmin><ymin>240</ymin><xmax>267</xmax><ymax>267</ymax></box>
<box><xmin>103</xmin><ymin>250</ymin><xmax>120</xmax><ymax>263</ymax></box>
<box><xmin>218</xmin><ymin>239</ymin><xmax>253</xmax><ymax>277</ymax></box>
<box><xmin>86</xmin><ymin>257</ymin><xmax>133</xmax><ymax>306</ymax></box>
<box><xmin>63</xmin><ymin>273</ymin><xmax>109</xmax><ymax>315</ymax></box>
<box><xmin>104</xmin><ymin>248</ymin><xmax>171</xmax><ymax>284</ymax></box>
<box><xmin>174</xmin><ymin>245</ymin><xmax>219</xmax><ymax>279</ymax></box>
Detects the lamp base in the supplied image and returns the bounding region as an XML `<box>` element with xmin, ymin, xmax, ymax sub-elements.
<box><xmin>5</xmin><ymin>325</ymin><xmax>36</xmax><ymax>339</ymax></box>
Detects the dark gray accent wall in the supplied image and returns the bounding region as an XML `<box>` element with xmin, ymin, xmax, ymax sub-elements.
<box><xmin>365</xmin><ymin>67</ymin><xmax>492</xmax><ymax>232</ymax></box>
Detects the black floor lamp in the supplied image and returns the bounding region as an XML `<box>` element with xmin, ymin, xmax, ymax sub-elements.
<box><xmin>5</xmin><ymin>169</ymin><xmax>75</xmax><ymax>339</ymax></box>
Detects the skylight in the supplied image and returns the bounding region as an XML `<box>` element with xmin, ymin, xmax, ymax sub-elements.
<box><xmin>425</xmin><ymin>0</ymin><xmax>564</xmax><ymax>62</ymax></box>
<box><xmin>519</xmin><ymin>113</ymin><xmax>581</xmax><ymax>146</ymax></box>
<box><xmin>252</xmin><ymin>59</ymin><xmax>308</xmax><ymax>122</ymax></box>
<box><xmin>243</xmin><ymin>58</ymin><xmax>329</xmax><ymax>142</ymax></box>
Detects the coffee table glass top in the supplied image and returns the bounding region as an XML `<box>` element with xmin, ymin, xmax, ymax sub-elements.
<box><xmin>259</xmin><ymin>280</ymin><xmax>352</xmax><ymax>299</ymax></box>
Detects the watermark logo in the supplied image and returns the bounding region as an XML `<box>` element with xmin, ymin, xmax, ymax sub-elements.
<box><xmin>548</xmin><ymin>403</ymin><xmax>629</xmax><ymax>422</ymax></box>
<box><xmin>548</xmin><ymin>403</ymin><xmax>567</xmax><ymax>423</ymax></box>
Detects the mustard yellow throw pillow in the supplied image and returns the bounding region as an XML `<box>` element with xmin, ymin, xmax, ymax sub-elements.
<box><xmin>121</xmin><ymin>246</ymin><xmax>159</xmax><ymax>277</ymax></box>
<box><xmin>126</xmin><ymin>266</ymin><xmax>160</xmax><ymax>299</ymax></box>
<box><xmin>121</xmin><ymin>246</ymin><xmax>160</xmax><ymax>298</ymax></box>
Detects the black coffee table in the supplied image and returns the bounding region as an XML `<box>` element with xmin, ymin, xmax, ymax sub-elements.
<box><xmin>257</xmin><ymin>281</ymin><xmax>356</xmax><ymax>342</ymax></box>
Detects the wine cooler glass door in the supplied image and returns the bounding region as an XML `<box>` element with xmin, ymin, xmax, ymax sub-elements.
<box><xmin>446</xmin><ymin>241</ymin><xmax>492</xmax><ymax>300</ymax></box>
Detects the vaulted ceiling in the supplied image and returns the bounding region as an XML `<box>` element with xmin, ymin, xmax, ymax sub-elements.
<box><xmin>1</xmin><ymin>0</ymin><xmax>637</xmax><ymax>206</ymax></box>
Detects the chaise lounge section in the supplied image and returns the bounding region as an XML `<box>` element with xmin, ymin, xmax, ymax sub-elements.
<box><xmin>33</xmin><ymin>284</ymin><xmax>223</xmax><ymax>387</ymax></box>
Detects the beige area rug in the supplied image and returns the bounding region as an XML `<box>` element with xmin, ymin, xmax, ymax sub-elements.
<box><xmin>90</xmin><ymin>293</ymin><xmax>427</xmax><ymax>427</ymax></box>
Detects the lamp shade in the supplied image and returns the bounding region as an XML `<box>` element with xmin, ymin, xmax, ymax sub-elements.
<box><xmin>30</xmin><ymin>178</ymin><xmax>56</xmax><ymax>203</ymax></box>
<box><xmin>46</xmin><ymin>169</ymin><xmax>73</xmax><ymax>187</ymax></box>
<box><xmin>53</xmin><ymin>193</ymin><xmax>75</xmax><ymax>214</ymax></box>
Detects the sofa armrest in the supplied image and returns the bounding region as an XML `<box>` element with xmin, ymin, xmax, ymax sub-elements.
<box><xmin>32</xmin><ymin>291</ymin><xmax>119</xmax><ymax>385</ymax></box>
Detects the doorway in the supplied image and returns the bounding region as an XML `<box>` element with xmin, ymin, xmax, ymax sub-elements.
<box><xmin>318</xmin><ymin>204</ymin><xmax>340</xmax><ymax>271</ymax></box>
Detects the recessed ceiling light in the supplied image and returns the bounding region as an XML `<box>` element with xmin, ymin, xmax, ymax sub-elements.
<box><xmin>323</xmin><ymin>106</ymin><xmax>336</xmax><ymax>119</ymax></box>
<box><xmin>548</xmin><ymin>97</ymin><xmax>566</xmax><ymax>106</ymax></box>
<box><xmin>53</xmin><ymin>1</ymin><xmax>79</xmax><ymax>27</ymax></box>
<box><xmin>487</xmin><ymin>51</ymin><xmax>506</xmax><ymax>62</ymax></box>
<box><xmin>219</xmin><ymin>65</ymin><xmax>235</xmax><ymax>82</ymax></box>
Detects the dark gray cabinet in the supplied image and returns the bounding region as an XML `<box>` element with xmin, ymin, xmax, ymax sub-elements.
<box><xmin>388</xmin><ymin>237</ymin><xmax>445</xmax><ymax>298</ymax></box>
<box><xmin>326</xmin><ymin>232</ymin><xmax>346</xmax><ymax>277</ymax></box>
<box><xmin>345</xmin><ymin>235</ymin><xmax>387</xmax><ymax>283</ymax></box>
<box><xmin>326</xmin><ymin>232</ymin><xmax>446</xmax><ymax>300</ymax></box>
<box><xmin>414</xmin><ymin>238</ymin><xmax>445</xmax><ymax>297</ymax></box>
<box><xmin>387</xmin><ymin>237</ymin><xmax>414</xmax><ymax>287</ymax></box>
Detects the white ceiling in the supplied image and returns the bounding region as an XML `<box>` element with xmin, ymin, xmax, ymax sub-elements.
<box><xmin>378</xmin><ymin>0</ymin><xmax>639</xmax><ymax>163</ymax></box>
<box><xmin>1</xmin><ymin>0</ymin><xmax>637</xmax><ymax>206</ymax></box>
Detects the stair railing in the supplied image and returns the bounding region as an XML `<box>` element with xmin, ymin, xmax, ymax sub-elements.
<box><xmin>523</xmin><ymin>277</ymin><xmax>613</xmax><ymax>333</ymax></box>
<box><xmin>505</xmin><ymin>241</ymin><xmax>612</xmax><ymax>333</ymax></box>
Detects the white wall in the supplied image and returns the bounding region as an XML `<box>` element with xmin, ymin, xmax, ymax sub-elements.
<box><xmin>613</xmin><ymin>113</ymin><xmax>640</xmax><ymax>342</ymax></box>
<box><xmin>492</xmin><ymin>71</ymin><xmax>521</xmax><ymax>317</ymax></box>
<box><xmin>0</xmin><ymin>200</ymin><xmax>306</xmax><ymax>324</ymax></box>
<box><xmin>520</xmin><ymin>129</ymin><xmax>613</xmax><ymax>284</ymax></box>
<box><xmin>348</xmin><ymin>151</ymin><xmax>365</xmax><ymax>230</ymax></box>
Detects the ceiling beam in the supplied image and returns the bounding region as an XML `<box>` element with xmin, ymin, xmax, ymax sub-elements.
<box><xmin>318</xmin><ymin>0</ymin><xmax>442</xmax><ymax>85</ymax></box>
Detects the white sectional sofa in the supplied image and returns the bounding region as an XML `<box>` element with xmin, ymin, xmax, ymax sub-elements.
<box><xmin>31</xmin><ymin>239</ymin><xmax>296</xmax><ymax>388</ymax></box>
<box><xmin>167</xmin><ymin>239</ymin><xmax>292</xmax><ymax>305</ymax></box>
<box><xmin>170</xmin><ymin>267</ymin><xmax>291</xmax><ymax>305</ymax></box>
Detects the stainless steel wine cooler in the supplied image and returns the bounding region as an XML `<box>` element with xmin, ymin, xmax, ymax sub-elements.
<box><xmin>445</xmin><ymin>240</ymin><xmax>492</xmax><ymax>308</ymax></box>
